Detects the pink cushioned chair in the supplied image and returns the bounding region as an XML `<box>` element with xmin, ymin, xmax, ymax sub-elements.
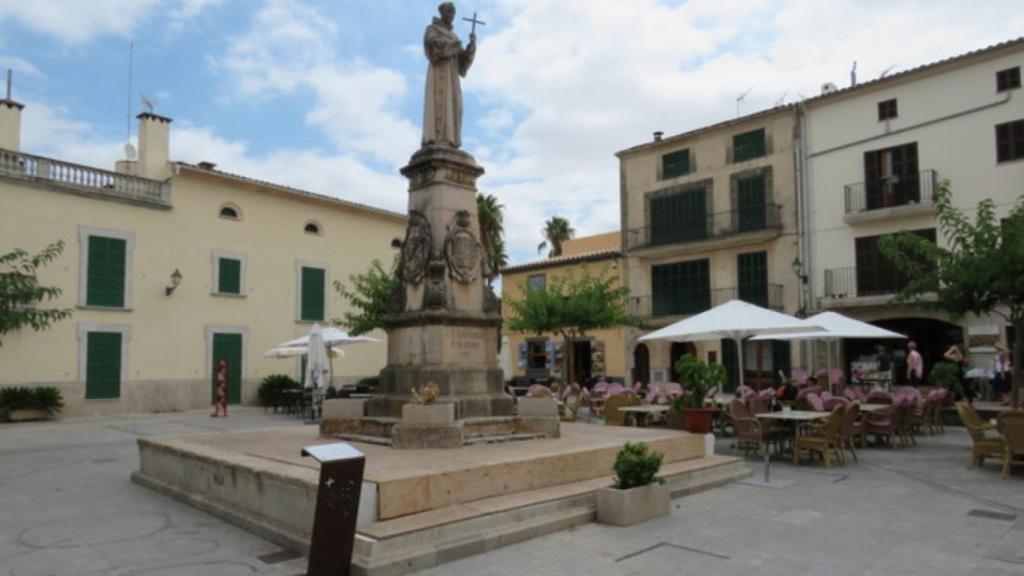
<box><xmin>806</xmin><ymin>393</ymin><xmax>825</xmax><ymax>412</ymax></box>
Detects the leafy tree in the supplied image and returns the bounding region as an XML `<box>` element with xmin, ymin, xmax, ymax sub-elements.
<box><xmin>879</xmin><ymin>182</ymin><xmax>1024</xmax><ymax>404</ymax></box>
<box><xmin>477</xmin><ymin>193</ymin><xmax>508</xmax><ymax>283</ymax></box>
<box><xmin>332</xmin><ymin>258</ymin><xmax>400</xmax><ymax>336</ymax></box>
<box><xmin>505</xmin><ymin>266</ymin><xmax>634</xmax><ymax>383</ymax></box>
<box><xmin>0</xmin><ymin>240</ymin><xmax>73</xmax><ymax>347</ymax></box>
<box><xmin>537</xmin><ymin>215</ymin><xmax>575</xmax><ymax>257</ymax></box>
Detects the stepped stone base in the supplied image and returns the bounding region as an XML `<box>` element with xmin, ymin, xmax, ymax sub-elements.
<box><xmin>131</xmin><ymin>423</ymin><xmax>745</xmax><ymax>576</ymax></box>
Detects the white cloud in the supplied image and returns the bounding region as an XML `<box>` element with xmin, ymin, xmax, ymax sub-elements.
<box><xmin>467</xmin><ymin>0</ymin><xmax>1024</xmax><ymax>262</ymax></box>
<box><xmin>17</xmin><ymin>100</ymin><xmax>408</xmax><ymax>214</ymax></box>
<box><xmin>0</xmin><ymin>55</ymin><xmax>43</xmax><ymax>78</ymax></box>
<box><xmin>212</xmin><ymin>0</ymin><xmax>418</xmax><ymax>167</ymax></box>
<box><xmin>0</xmin><ymin>0</ymin><xmax>225</xmax><ymax>43</ymax></box>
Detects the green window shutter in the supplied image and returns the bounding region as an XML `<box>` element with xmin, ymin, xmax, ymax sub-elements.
<box><xmin>212</xmin><ymin>333</ymin><xmax>243</xmax><ymax>404</ymax></box>
<box><xmin>86</xmin><ymin>332</ymin><xmax>122</xmax><ymax>399</ymax></box>
<box><xmin>652</xmin><ymin>259</ymin><xmax>710</xmax><ymax>316</ymax></box>
<box><xmin>733</xmin><ymin>128</ymin><xmax>766</xmax><ymax>163</ymax></box>
<box><xmin>737</xmin><ymin>175</ymin><xmax>767</xmax><ymax>232</ymax></box>
<box><xmin>661</xmin><ymin>149</ymin><xmax>689</xmax><ymax>179</ymax></box>
<box><xmin>721</xmin><ymin>338</ymin><xmax>739</xmax><ymax>391</ymax></box>
<box><xmin>649</xmin><ymin>187</ymin><xmax>707</xmax><ymax>246</ymax></box>
<box><xmin>86</xmin><ymin>236</ymin><xmax>126</xmax><ymax>307</ymax></box>
<box><xmin>218</xmin><ymin>258</ymin><xmax>242</xmax><ymax>294</ymax></box>
<box><xmin>737</xmin><ymin>251</ymin><xmax>769</xmax><ymax>307</ymax></box>
<box><xmin>301</xmin><ymin>267</ymin><xmax>326</xmax><ymax>321</ymax></box>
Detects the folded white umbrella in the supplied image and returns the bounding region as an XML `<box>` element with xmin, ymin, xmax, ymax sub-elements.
<box><xmin>306</xmin><ymin>324</ymin><xmax>328</xmax><ymax>390</ymax></box>
<box><xmin>640</xmin><ymin>300</ymin><xmax>824</xmax><ymax>389</ymax></box>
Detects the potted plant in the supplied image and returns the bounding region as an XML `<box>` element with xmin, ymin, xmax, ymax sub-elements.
<box><xmin>596</xmin><ymin>442</ymin><xmax>669</xmax><ymax>526</ymax></box>
<box><xmin>672</xmin><ymin>355</ymin><xmax>725</xmax><ymax>434</ymax></box>
<box><xmin>929</xmin><ymin>361</ymin><xmax>963</xmax><ymax>405</ymax></box>
<box><xmin>1</xmin><ymin>386</ymin><xmax>63</xmax><ymax>422</ymax></box>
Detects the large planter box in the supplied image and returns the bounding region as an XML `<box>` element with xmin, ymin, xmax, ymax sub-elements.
<box><xmin>517</xmin><ymin>396</ymin><xmax>558</xmax><ymax>418</ymax></box>
<box><xmin>401</xmin><ymin>403</ymin><xmax>455</xmax><ymax>425</ymax></box>
<box><xmin>7</xmin><ymin>409</ymin><xmax>52</xmax><ymax>422</ymax></box>
<box><xmin>596</xmin><ymin>483</ymin><xmax>670</xmax><ymax>526</ymax></box>
<box><xmin>683</xmin><ymin>408</ymin><xmax>716</xmax><ymax>434</ymax></box>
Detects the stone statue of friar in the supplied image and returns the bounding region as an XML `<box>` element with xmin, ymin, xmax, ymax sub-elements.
<box><xmin>422</xmin><ymin>2</ymin><xmax>476</xmax><ymax>149</ymax></box>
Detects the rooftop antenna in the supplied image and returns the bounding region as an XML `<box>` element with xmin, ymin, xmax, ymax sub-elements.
<box><xmin>774</xmin><ymin>91</ymin><xmax>788</xmax><ymax>107</ymax></box>
<box><xmin>140</xmin><ymin>92</ymin><xmax>155</xmax><ymax>114</ymax></box>
<box><xmin>125</xmin><ymin>41</ymin><xmax>133</xmax><ymax>145</ymax></box>
<box><xmin>736</xmin><ymin>86</ymin><xmax>753</xmax><ymax>117</ymax></box>
<box><xmin>878</xmin><ymin>64</ymin><xmax>895</xmax><ymax>79</ymax></box>
<box><xmin>5</xmin><ymin>68</ymin><xmax>11</xmax><ymax>100</ymax></box>
<box><xmin>850</xmin><ymin>61</ymin><xmax>857</xmax><ymax>86</ymax></box>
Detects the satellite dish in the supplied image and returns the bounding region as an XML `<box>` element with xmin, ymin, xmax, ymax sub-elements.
<box><xmin>820</xmin><ymin>82</ymin><xmax>839</xmax><ymax>95</ymax></box>
<box><xmin>124</xmin><ymin>143</ymin><xmax>137</xmax><ymax>161</ymax></box>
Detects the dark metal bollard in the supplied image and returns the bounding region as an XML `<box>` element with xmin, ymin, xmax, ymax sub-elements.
<box><xmin>301</xmin><ymin>443</ymin><xmax>366</xmax><ymax>576</ymax></box>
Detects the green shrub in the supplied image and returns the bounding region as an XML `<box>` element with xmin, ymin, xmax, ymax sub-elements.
<box><xmin>673</xmin><ymin>355</ymin><xmax>726</xmax><ymax>410</ymax></box>
<box><xmin>0</xmin><ymin>387</ymin><xmax>63</xmax><ymax>414</ymax></box>
<box><xmin>358</xmin><ymin>376</ymin><xmax>380</xmax><ymax>389</ymax></box>
<box><xmin>612</xmin><ymin>442</ymin><xmax>664</xmax><ymax>490</ymax></box>
<box><xmin>0</xmin><ymin>387</ymin><xmax>35</xmax><ymax>411</ymax></box>
<box><xmin>929</xmin><ymin>362</ymin><xmax>964</xmax><ymax>397</ymax></box>
<box><xmin>258</xmin><ymin>374</ymin><xmax>302</xmax><ymax>406</ymax></box>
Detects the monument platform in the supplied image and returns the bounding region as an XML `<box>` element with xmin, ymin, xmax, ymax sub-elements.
<box><xmin>133</xmin><ymin>422</ymin><xmax>748</xmax><ymax>575</ymax></box>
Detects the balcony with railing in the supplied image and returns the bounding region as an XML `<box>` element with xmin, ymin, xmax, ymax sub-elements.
<box><xmin>629</xmin><ymin>283</ymin><xmax>783</xmax><ymax>320</ymax></box>
<box><xmin>823</xmin><ymin>266</ymin><xmax>937</xmax><ymax>307</ymax></box>
<box><xmin>0</xmin><ymin>148</ymin><xmax>171</xmax><ymax>208</ymax></box>
<box><xmin>843</xmin><ymin>169</ymin><xmax>937</xmax><ymax>223</ymax></box>
<box><xmin>627</xmin><ymin>204</ymin><xmax>782</xmax><ymax>253</ymax></box>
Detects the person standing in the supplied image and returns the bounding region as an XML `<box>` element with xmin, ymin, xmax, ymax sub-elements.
<box><xmin>994</xmin><ymin>342</ymin><xmax>1013</xmax><ymax>405</ymax></box>
<box><xmin>211</xmin><ymin>360</ymin><xmax>229</xmax><ymax>418</ymax></box>
<box><xmin>944</xmin><ymin>344</ymin><xmax>971</xmax><ymax>400</ymax></box>
<box><xmin>906</xmin><ymin>341</ymin><xmax>924</xmax><ymax>387</ymax></box>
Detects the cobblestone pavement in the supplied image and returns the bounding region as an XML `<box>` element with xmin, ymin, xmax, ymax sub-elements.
<box><xmin>3</xmin><ymin>409</ymin><xmax>1024</xmax><ymax>575</ymax></box>
<box><xmin>0</xmin><ymin>407</ymin><xmax>309</xmax><ymax>576</ymax></box>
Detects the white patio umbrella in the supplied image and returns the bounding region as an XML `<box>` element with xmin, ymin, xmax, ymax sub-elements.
<box><xmin>751</xmin><ymin>311</ymin><xmax>907</xmax><ymax>390</ymax></box>
<box><xmin>278</xmin><ymin>327</ymin><xmax>380</xmax><ymax>348</ymax></box>
<box><xmin>640</xmin><ymin>300</ymin><xmax>824</xmax><ymax>390</ymax></box>
<box><xmin>263</xmin><ymin>345</ymin><xmax>346</xmax><ymax>359</ymax></box>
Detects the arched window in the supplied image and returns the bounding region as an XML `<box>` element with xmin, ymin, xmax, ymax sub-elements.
<box><xmin>304</xmin><ymin>220</ymin><xmax>322</xmax><ymax>236</ymax></box>
<box><xmin>218</xmin><ymin>203</ymin><xmax>241</xmax><ymax>220</ymax></box>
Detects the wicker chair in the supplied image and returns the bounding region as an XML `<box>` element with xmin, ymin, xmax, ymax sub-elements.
<box><xmin>793</xmin><ymin>405</ymin><xmax>845</xmax><ymax>468</ymax></box>
<box><xmin>603</xmin><ymin>395</ymin><xmax>639</xmax><ymax>426</ymax></box>
<box><xmin>864</xmin><ymin>403</ymin><xmax>904</xmax><ymax>447</ymax></box>
<box><xmin>997</xmin><ymin>410</ymin><xmax>1024</xmax><ymax>478</ymax></box>
<box><xmin>955</xmin><ymin>401</ymin><xmax>1006</xmax><ymax>469</ymax></box>
<box><xmin>838</xmin><ymin>403</ymin><xmax>863</xmax><ymax>463</ymax></box>
<box><xmin>729</xmin><ymin>399</ymin><xmax>782</xmax><ymax>456</ymax></box>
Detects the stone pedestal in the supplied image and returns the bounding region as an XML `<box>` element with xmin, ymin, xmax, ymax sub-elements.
<box><xmin>322</xmin><ymin>144</ymin><xmax>555</xmax><ymax>446</ymax></box>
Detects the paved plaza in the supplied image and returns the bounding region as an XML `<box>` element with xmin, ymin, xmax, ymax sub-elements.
<box><xmin>2</xmin><ymin>409</ymin><xmax>1024</xmax><ymax>575</ymax></box>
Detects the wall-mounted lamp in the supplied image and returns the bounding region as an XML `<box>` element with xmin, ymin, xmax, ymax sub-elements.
<box><xmin>791</xmin><ymin>256</ymin><xmax>807</xmax><ymax>284</ymax></box>
<box><xmin>165</xmin><ymin>269</ymin><xmax>182</xmax><ymax>296</ymax></box>
<box><xmin>391</xmin><ymin>237</ymin><xmax>403</xmax><ymax>249</ymax></box>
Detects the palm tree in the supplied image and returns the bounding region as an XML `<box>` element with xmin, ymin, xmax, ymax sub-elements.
<box><xmin>538</xmin><ymin>216</ymin><xmax>575</xmax><ymax>257</ymax></box>
<box><xmin>477</xmin><ymin>193</ymin><xmax>507</xmax><ymax>283</ymax></box>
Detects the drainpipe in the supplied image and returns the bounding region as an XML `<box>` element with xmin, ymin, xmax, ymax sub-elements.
<box><xmin>796</xmin><ymin>100</ymin><xmax>813</xmax><ymax>313</ymax></box>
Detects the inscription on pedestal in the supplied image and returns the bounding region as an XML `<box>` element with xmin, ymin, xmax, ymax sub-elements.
<box><xmin>449</xmin><ymin>328</ymin><xmax>485</xmax><ymax>363</ymax></box>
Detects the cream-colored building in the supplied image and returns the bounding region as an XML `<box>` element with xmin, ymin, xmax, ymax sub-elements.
<box><xmin>800</xmin><ymin>37</ymin><xmax>1024</xmax><ymax>380</ymax></box>
<box><xmin>0</xmin><ymin>104</ymin><xmax>405</xmax><ymax>417</ymax></box>
<box><xmin>616</xmin><ymin>107</ymin><xmax>802</xmax><ymax>389</ymax></box>
<box><xmin>500</xmin><ymin>232</ymin><xmax>629</xmax><ymax>386</ymax></box>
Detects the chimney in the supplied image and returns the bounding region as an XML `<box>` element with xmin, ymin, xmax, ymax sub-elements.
<box><xmin>0</xmin><ymin>69</ymin><xmax>24</xmax><ymax>151</ymax></box>
<box><xmin>653</xmin><ymin>131</ymin><xmax>663</xmax><ymax>142</ymax></box>
<box><xmin>136</xmin><ymin>112</ymin><xmax>173</xmax><ymax>180</ymax></box>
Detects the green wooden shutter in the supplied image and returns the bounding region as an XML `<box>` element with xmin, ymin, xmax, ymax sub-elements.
<box><xmin>652</xmin><ymin>259</ymin><xmax>710</xmax><ymax>316</ymax></box>
<box><xmin>212</xmin><ymin>333</ymin><xmax>243</xmax><ymax>404</ymax></box>
<box><xmin>86</xmin><ymin>332</ymin><xmax>122</xmax><ymax>399</ymax></box>
<box><xmin>301</xmin><ymin>267</ymin><xmax>326</xmax><ymax>321</ymax></box>
<box><xmin>721</xmin><ymin>338</ymin><xmax>739</xmax><ymax>391</ymax></box>
<box><xmin>649</xmin><ymin>187</ymin><xmax>706</xmax><ymax>246</ymax></box>
<box><xmin>218</xmin><ymin>258</ymin><xmax>242</xmax><ymax>294</ymax></box>
<box><xmin>86</xmin><ymin>236</ymin><xmax>126</xmax><ymax>307</ymax></box>
<box><xmin>733</xmin><ymin>129</ymin><xmax>766</xmax><ymax>162</ymax></box>
<box><xmin>737</xmin><ymin>251</ymin><xmax>768</xmax><ymax>307</ymax></box>
<box><xmin>772</xmin><ymin>341</ymin><xmax>792</xmax><ymax>386</ymax></box>
<box><xmin>661</xmin><ymin>149</ymin><xmax>689</xmax><ymax>179</ymax></box>
<box><xmin>737</xmin><ymin>174</ymin><xmax>767</xmax><ymax>232</ymax></box>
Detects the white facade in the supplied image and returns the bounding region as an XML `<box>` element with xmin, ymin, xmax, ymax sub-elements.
<box><xmin>800</xmin><ymin>39</ymin><xmax>1024</xmax><ymax>375</ymax></box>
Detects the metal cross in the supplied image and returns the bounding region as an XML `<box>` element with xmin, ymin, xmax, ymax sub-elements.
<box><xmin>462</xmin><ymin>12</ymin><xmax>486</xmax><ymax>35</ymax></box>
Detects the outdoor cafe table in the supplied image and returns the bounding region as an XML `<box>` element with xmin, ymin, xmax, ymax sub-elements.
<box><xmin>858</xmin><ymin>403</ymin><xmax>889</xmax><ymax>413</ymax></box>
<box><xmin>756</xmin><ymin>410</ymin><xmax>830</xmax><ymax>451</ymax></box>
<box><xmin>705</xmin><ymin>393</ymin><xmax>736</xmax><ymax>408</ymax></box>
<box><xmin>619</xmin><ymin>404</ymin><xmax>670</xmax><ymax>427</ymax></box>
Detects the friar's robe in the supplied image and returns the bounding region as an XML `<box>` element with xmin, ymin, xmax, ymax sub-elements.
<box><xmin>422</xmin><ymin>17</ymin><xmax>475</xmax><ymax>148</ymax></box>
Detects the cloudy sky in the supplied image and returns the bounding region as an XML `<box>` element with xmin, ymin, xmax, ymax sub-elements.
<box><xmin>2</xmin><ymin>0</ymin><xmax>1022</xmax><ymax>265</ymax></box>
